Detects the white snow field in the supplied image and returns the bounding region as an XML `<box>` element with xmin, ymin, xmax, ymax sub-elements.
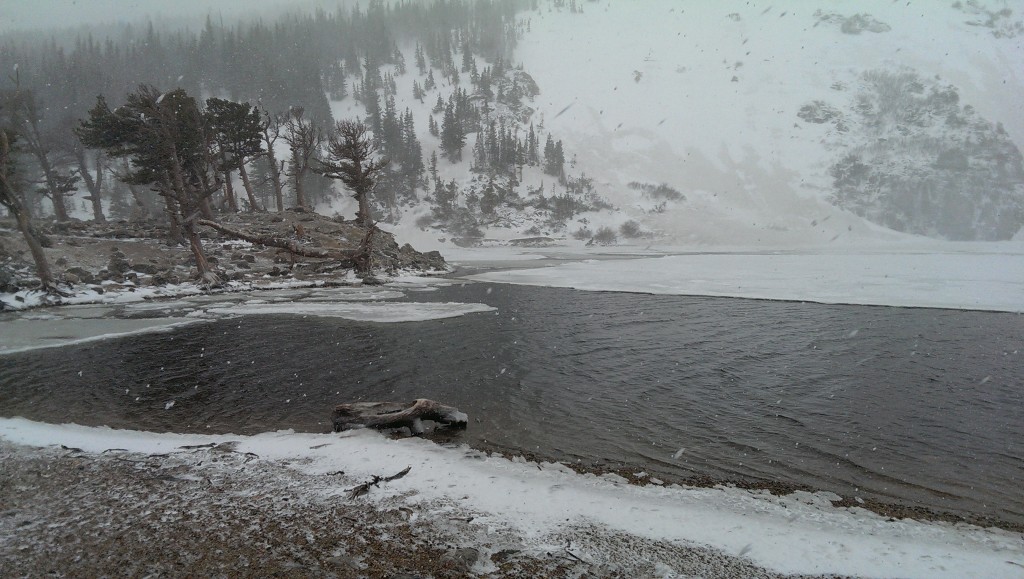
<box><xmin>512</xmin><ymin>0</ymin><xmax>1023</xmax><ymax>245</ymax></box>
<box><xmin>1</xmin><ymin>417</ymin><xmax>1021</xmax><ymax>579</ymax></box>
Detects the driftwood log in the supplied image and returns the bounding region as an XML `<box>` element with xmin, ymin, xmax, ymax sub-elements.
<box><xmin>333</xmin><ymin>399</ymin><xmax>468</xmax><ymax>435</ymax></box>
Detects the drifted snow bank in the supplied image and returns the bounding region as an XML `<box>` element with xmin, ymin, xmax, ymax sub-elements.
<box><xmin>1</xmin><ymin>418</ymin><xmax>1020</xmax><ymax>578</ymax></box>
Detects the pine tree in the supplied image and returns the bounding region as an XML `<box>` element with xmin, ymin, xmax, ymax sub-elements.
<box><xmin>479</xmin><ymin>67</ymin><xmax>493</xmax><ymax>100</ymax></box>
<box><xmin>440</xmin><ymin>103</ymin><xmax>465</xmax><ymax>162</ymax></box>
<box><xmin>543</xmin><ymin>134</ymin><xmax>555</xmax><ymax>174</ymax></box>
<box><xmin>365</xmin><ymin>92</ymin><xmax>382</xmax><ymax>140</ymax></box>
<box><xmin>379</xmin><ymin>96</ymin><xmax>400</xmax><ymax>158</ymax></box>
<box><xmin>425</xmin><ymin>68</ymin><xmax>436</xmax><ymax>91</ymax></box>
<box><xmin>78</xmin><ymin>86</ymin><xmax>222</xmax><ymax>284</ymax></box>
<box><xmin>415</xmin><ymin>43</ymin><xmax>427</xmax><ymax>76</ymax></box>
<box><xmin>543</xmin><ymin>134</ymin><xmax>565</xmax><ymax>177</ymax></box>
<box><xmin>401</xmin><ymin>108</ymin><xmax>424</xmax><ymax>193</ymax></box>
<box><xmin>325</xmin><ymin>61</ymin><xmax>347</xmax><ymax>100</ymax></box>
<box><xmin>473</xmin><ymin>133</ymin><xmax>487</xmax><ymax>170</ymax></box>
<box><xmin>554</xmin><ymin>140</ymin><xmax>566</xmax><ymax>183</ymax></box>
<box><xmin>315</xmin><ymin>119</ymin><xmax>387</xmax><ymax>228</ymax></box>
<box><xmin>461</xmin><ymin>40</ymin><xmax>473</xmax><ymax>73</ymax></box>
<box><xmin>394</xmin><ymin>45</ymin><xmax>407</xmax><ymax>75</ymax></box>
<box><xmin>205</xmin><ymin>97</ymin><xmax>266</xmax><ymax>211</ymax></box>
<box><xmin>527</xmin><ymin>123</ymin><xmax>539</xmax><ymax>166</ymax></box>
<box><xmin>487</xmin><ymin>121</ymin><xmax>500</xmax><ymax>169</ymax></box>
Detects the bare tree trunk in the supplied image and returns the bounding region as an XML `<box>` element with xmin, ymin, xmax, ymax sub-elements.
<box><xmin>158</xmin><ymin>184</ymin><xmax>184</xmax><ymax>244</ymax></box>
<box><xmin>36</xmin><ymin>151</ymin><xmax>69</xmax><ymax>222</ymax></box>
<box><xmin>272</xmin><ymin>159</ymin><xmax>285</xmax><ymax>212</ymax></box>
<box><xmin>261</xmin><ymin>136</ymin><xmax>285</xmax><ymax>212</ymax></box>
<box><xmin>167</xmin><ymin>147</ymin><xmax>218</xmax><ymax>285</ymax></box>
<box><xmin>238</xmin><ymin>162</ymin><xmax>262</xmax><ymax>211</ymax></box>
<box><xmin>120</xmin><ymin>160</ymin><xmax>150</xmax><ymax>221</ymax></box>
<box><xmin>353</xmin><ymin>224</ymin><xmax>376</xmax><ymax>275</ymax></box>
<box><xmin>0</xmin><ymin>130</ymin><xmax>55</xmax><ymax>290</ymax></box>
<box><xmin>291</xmin><ymin>150</ymin><xmax>308</xmax><ymax>208</ymax></box>
<box><xmin>125</xmin><ymin>182</ymin><xmax>150</xmax><ymax>221</ymax></box>
<box><xmin>183</xmin><ymin>219</ymin><xmax>218</xmax><ymax>284</ymax></box>
<box><xmin>14</xmin><ymin>208</ymin><xmax>54</xmax><ymax>288</ymax></box>
<box><xmin>357</xmin><ymin>182</ymin><xmax>372</xmax><ymax>227</ymax></box>
<box><xmin>76</xmin><ymin>149</ymin><xmax>106</xmax><ymax>223</ymax></box>
<box><xmin>18</xmin><ymin>98</ymin><xmax>70</xmax><ymax>222</ymax></box>
<box><xmin>223</xmin><ymin>167</ymin><xmax>239</xmax><ymax>212</ymax></box>
<box><xmin>258</xmin><ymin>112</ymin><xmax>286</xmax><ymax>213</ymax></box>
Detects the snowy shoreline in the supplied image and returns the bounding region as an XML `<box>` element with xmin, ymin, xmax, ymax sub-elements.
<box><xmin>1</xmin><ymin>417</ymin><xmax>1021</xmax><ymax>578</ymax></box>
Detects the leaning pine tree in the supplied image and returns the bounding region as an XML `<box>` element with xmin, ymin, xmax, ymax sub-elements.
<box><xmin>314</xmin><ymin>119</ymin><xmax>388</xmax><ymax>273</ymax></box>
<box><xmin>0</xmin><ymin>126</ymin><xmax>57</xmax><ymax>292</ymax></box>
<box><xmin>77</xmin><ymin>86</ymin><xmax>223</xmax><ymax>286</ymax></box>
<box><xmin>205</xmin><ymin>97</ymin><xmax>265</xmax><ymax>212</ymax></box>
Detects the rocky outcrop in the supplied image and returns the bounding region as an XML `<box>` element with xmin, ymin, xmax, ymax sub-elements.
<box><xmin>0</xmin><ymin>211</ymin><xmax>447</xmax><ymax>295</ymax></box>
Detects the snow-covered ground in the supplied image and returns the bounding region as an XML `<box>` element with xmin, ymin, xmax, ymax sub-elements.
<box><xmin>1</xmin><ymin>417</ymin><xmax>1020</xmax><ymax>578</ymax></box>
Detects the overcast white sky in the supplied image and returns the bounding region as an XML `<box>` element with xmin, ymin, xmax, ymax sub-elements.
<box><xmin>0</xmin><ymin>0</ymin><xmax>335</xmax><ymax>33</ymax></box>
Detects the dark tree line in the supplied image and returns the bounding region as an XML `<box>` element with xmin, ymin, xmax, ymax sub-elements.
<box><xmin>1</xmin><ymin>0</ymin><xmax>529</xmax><ymax>136</ymax></box>
<box><xmin>0</xmin><ymin>0</ymin><xmax>529</xmax><ymax>221</ymax></box>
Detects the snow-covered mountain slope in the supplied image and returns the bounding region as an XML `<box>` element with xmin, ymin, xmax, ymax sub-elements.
<box><xmin>515</xmin><ymin>0</ymin><xmax>1024</xmax><ymax>245</ymax></box>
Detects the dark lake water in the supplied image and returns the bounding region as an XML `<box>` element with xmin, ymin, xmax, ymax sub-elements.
<box><xmin>2</xmin><ymin>282</ymin><xmax>1022</xmax><ymax>525</ymax></box>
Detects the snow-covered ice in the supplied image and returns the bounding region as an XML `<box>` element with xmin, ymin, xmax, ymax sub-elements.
<box><xmin>0</xmin><ymin>317</ymin><xmax>208</xmax><ymax>355</ymax></box>
<box><xmin>203</xmin><ymin>301</ymin><xmax>496</xmax><ymax>322</ymax></box>
<box><xmin>468</xmin><ymin>249</ymin><xmax>1024</xmax><ymax>312</ymax></box>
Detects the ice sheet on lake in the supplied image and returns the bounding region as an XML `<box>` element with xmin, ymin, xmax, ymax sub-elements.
<box><xmin>468</xmin><ymin>252</ymin><xmax>1024</xmax><ymax>312</ymax></box>
<box><xmin>0</xmin><ymin>417</ymin><xmax>1019</xmax><ymax>579</ymax></box>
<box><xmin>0</xmin><ymin>318</ymin><xmax>207</xmax><ymax>355</ymax></box>
<box><xmin>203</xmin><ymin>301</ymin><xmax>496</xmax><ymax>322</ymax></box>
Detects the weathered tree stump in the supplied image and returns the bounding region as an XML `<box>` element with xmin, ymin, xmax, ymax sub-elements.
<box><xmin>332</xmin><ymin>399</ymin><xmax>468</xmax><ymax>435</ymax></box>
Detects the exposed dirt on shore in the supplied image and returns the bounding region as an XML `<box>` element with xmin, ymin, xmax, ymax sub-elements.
<box><xmin>0</xmin><ymin>441</ymin><xmax>818</xmax><ymax>578</ymax></box>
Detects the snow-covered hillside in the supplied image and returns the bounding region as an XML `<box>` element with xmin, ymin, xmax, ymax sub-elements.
<box><xmin>509</xmin><ymin>0</ymin><xmax>1024</xmax><ymax>245</ymax></box>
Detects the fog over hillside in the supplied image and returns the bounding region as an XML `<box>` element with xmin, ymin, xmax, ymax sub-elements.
<box><xmin>517</xmin><ymin>0</ymin><xmax>1024</xmax><ymax>243</ymax></box>
<box><xmin>2</xmin><ymin>0</ymin><xmax>1022</xmax><ymax>245</ymax></box>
